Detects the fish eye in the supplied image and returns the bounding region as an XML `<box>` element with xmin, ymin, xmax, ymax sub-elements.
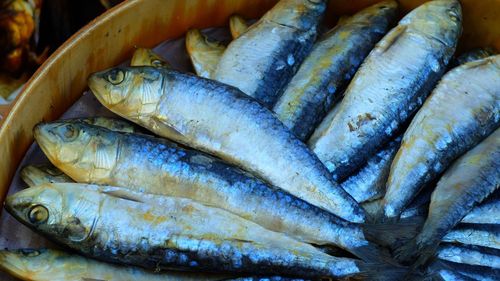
<box><xmin>107</xmin><ymin>69</ymin><xmax>125</xmax><ymax>85</ymax></box>
<box><xmin>62</xmin><ymin>125</ymin><xmax>79</xmax><ymax>141</ymax></box>
<box><xmin>28</xmin><ymin>205</ymin><xmax>49</xmax><ymax>224</ymax></box>
<box><xmin>151</xmin><ymin>59</ymin><xmax>163</xmax><ymax>67</ymax></box>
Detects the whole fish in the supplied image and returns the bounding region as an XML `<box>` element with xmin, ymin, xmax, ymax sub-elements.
<box><xmin>382</xmin><ymin>55</ymin><xmax>500</xmax><ymax>220</ymax></box>
<box><xmin>450</xmin><ymin>47</ymin><xmax>496</xmax><ymax>68</ymax></box>
<box><xmin>0</xmin><ymin>248</ymin><xmax>225</xmax><ymax>281</ymax></box>
<box><xmin>273</xmin><ymin>1</ymin><xmax>398</xmax><ymax>140</ymax></box>
<box><xmin>229</xmin><ymin>15</ymin><xmax>249</xmax><ymax>39</ymax></box>
<box><xmin>5</xmin><ymin>183</ymin><xmax>403</xmax><ymax>279</ymax></box>
<box><xmin>185</xmin><ymin>29</ymin><xmax>225</xmax><ymax>78</ymax></box>
<box><xmin>131</xmin><ymin>47</ymin><xmax>170</xmax><ymax>67</ymax></box>
<box><xmin>20</xmin><ymin>164</ymin><xmax>73</xmax><ymax>187</ymax></box>
<box><xmin>341</xmin><ymin>136</ymin><xmax>401</xmax><ymax>204</ymax></box>
<box><xmin>213</xmin><ymin>0</ymin><xmax>327</xmax><ymax>108</ymax></box>
<box><xmin>437</xmin><ymin>243</ymin><xmax>500</xmax><ymax>269</ymax></box>
<box><xmin>442</xmin><ymin>224</ymin><xmax>500</xmax><ymax>250</ymax></box>
<box><xmin>395</xmin><ymin>128</ymin><xmax>500</xmax><ymax>264</ymax></box>
<box><xmin>461</xmin><ymin>189</ymin><xmax>500</xmax><ymax>225</ymax></box>
<box><xmin>435</xmin><ymin>260</ymin><xmax>500</xmax><ymax>281</ymax></box>
<box><xmin>88</xmin><ymin>67</ymin><xmax>364</xmax><ymax>223</ymax></box>
<box><xmin>308</xmin><ymin>0</ymin><xmax>462</xmax><ymax>182</ymax></box>
<box><xmin>34</xmin><ymin>121</ymin><xmax>381</xmax><ymax>261</ymax></box>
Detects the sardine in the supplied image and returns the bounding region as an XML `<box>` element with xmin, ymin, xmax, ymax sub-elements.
<box><xmin>185</xmin><ymin>29</ymin><xmax>225</xmax><ymax>78</ymax></box>
<box><xmin>131</xmin><ymin>47</ymin><xmax>170</xmax><ymax>67</ymax></box>
<box><xmin>341</xmin><ymin>136</ymin><xmax>401</xmax><ymax>204</ymax></box>
<box><xmin>442</xmin><ymin>224</ymin><xmax>500</xmax><ymax>250</ymax></box>
<box><xmin>5</xmin><ymin>183</ymin><xmax>404</xmax><ymax>279</ymax></box>
<box><xmin>273</xmin><ymin>1</ymin><xmax>398</xmax><ymax>140</ymax></box>
<box><xmin>213</xmin><ymin>0</ymin><xmax>327</xmax><ymax>108</ymax></box>
<box><xmin>309</xmin><ymin>0</ymin><xmax>462</xmax><ymax>182</ymax></box>
<box><xmin>436</xmin><ymin>243</ymin><xmax>500</xmax><ymax>269</ymax></box>
<box><xmin>395</xmin><ymin>128</ymin><xmax>500</xmax><ymax>264</ymax></box>
<box><xmin>229</xmin><ymin>15</ymin><xmax>249</xmax><ymax>39</ymax></box>
<box><xmin>20</xmin><ymin>164</ymin><xmax>73</xmax><ymax>187</ymax></box>
<box><xmin>450</xmin><ymin>47</ymin><xmax>496</xmax><ymax>68</ymax></box>
<box><xmin>461</xmin><ymin>189</ymin><xmax>500</xmax><ymax>225</ymax></box>
<box><xmin>0</xmin><ymin>248</ymin><xmax>225</xmax><ymax>281</ymax></box>
<box><xmin>382</xmin><ymin>54</ymin><xmax>500</xmax><ymax>220</ymax></box>
<box><xmin>34</xmin><ymin>121</ymin><xmax>381</xmax><ymax>261</ymax></box>
<box><xmin>88</xmin><ymin>67</ymin><xmax>365</xmax><ymax>223</ymax></box>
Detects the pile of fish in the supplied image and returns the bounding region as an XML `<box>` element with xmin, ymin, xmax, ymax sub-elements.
<box><xmin>1</xmin><ymin>0</ymin><xmax>499</xmax><ymax>280</ymax></box>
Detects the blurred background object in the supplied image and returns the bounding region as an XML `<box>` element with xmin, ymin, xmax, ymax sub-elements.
<box><xmin>0</xmin><ymin>0</ymin><xmax>123</xmax><ymax>105</ymax></box>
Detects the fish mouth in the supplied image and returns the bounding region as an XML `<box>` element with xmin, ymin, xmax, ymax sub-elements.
<box><xmin>33</xmin><ymin>123</ymin><xmax>60</xmax><ymax>162</ymax></box>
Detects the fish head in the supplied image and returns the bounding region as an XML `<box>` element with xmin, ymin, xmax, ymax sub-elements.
<box><xmin>131</xmin><ymin>47</ymin><xmax>169</xmax><ymax>67</ymax></box>
<box><xmin>265</xmin><ymin>0</ymin><xmax>327</xmax><ymax>30</ymax></box>
<box><xmin>34</xmin><ymin>121</ymin><xmax>118</xmax><ymax>183</ymax></box>
<box><xmin>5</xmin><ymin>184</ymin><xmax>100</xmax><ymax>248</ymax></box>
<box><xmin>88</xmin><ymin>66</ymin><xmax>164</xmax><ymax>122</ymax></box>
<box><xmin>0</xmin><ymin>249</ymin><xmax>60</xmax><ymax>279</ymax></box>
<box><xmin>347</xmin><ymin>1</ymin><xmax>398</xmax><ymax>29</ymax></box>
<box><xmin>401</xmin><ymin>0</ymin><xmax>462</xmax><ymax>49</ymax></box>
<box><xmin>20</xmin><ymin>165</ymin><xmax>63</xmax><ymax>187</ymax></box>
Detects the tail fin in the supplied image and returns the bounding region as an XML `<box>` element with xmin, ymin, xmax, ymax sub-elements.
<box><xmin>362</xmin><ymin>220</ymin><xmax>422</xmax><ymax>250</ymax></box>
<box><xmin>357</xmin><ymin>263</ymin><xmax>414</xmax><ymax>281</ymax></box>
<box><xmin>350</xmin><ymin>243</ymin><xmax>399</xmax><ymax>266</ymax></box>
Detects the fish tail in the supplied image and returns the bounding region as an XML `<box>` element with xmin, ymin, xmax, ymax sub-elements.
<box><xmin>350</xmin><ymin>243</ymin><xmax>398</xmax><ymax>265</ymax></box>
<box><xmin>357</xmin><ymin>263</ymin><xmax>412</xmax><ymax>281</ymax></box>
<box><xmin>362</xmin><ymin>221</ymin><xmax>422</xmax><ymax>250</ymax></box>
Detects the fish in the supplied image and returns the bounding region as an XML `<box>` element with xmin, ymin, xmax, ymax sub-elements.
<box><xmin>0</xmin><ymin>248</ymin><xmax>226</xmax><ymax>281</ymax></box>
<box><xmin>450</xmin><ymin>47</ymin><xmax>496</xmax><ymax>68</ymax></box>
<box><xmin>130</xmin><ymin>47</ymin><xmax>170</xmax><ymax>67</ymax></box>
<box><xmin>5</xmin><ymin>183</ymin><xmax>405</xmax><ymax>280</ymax></box>
<box><xmin>185</xmin><ymin>29</ymin><xmax>225</xmax><ymax>78</ymax></box>
<box><xmin>20</xmin><ymin>164</ymin><xmax>73</xmax><ymax>187</ymax></box>
<box><xmin>88</xmin><ymin>67</ymin><xmax>365</xmax><ymax>223</ymax></box>
<box><xmin>461</xmin><ymin>189</ymin><xmax>500</xmax><ymax>225</ymax></box>
<box><xmin>213</xmin><ymin>0</ymin><xmax>327</xmax><ymax>108</ymax></box>
<box><xmin>382</xmin><ymin>54</ymin><xmax>500</xmax><ymax>221</ymax></box>
<box><xmin>395</xmin><ymin>128</ymin><xmax>500</xmax><ymax>264</ymax></box>
<box><xmin>436</xmin><ymin>243</ymin><xmax>500</xmax><ymax>269</ymax></box>
<box><xmin>308</xmin><ymin>0</ymin><xmax>462</xmax><ymax>182</ymax></box>
<box><xmin>34</xmin><ymin>121</ymin><xmax>383</xmax><ymax>262</ymax></box>
<box><xmin>229</xmin><ymin>15</ymin><xmax>249</xmax><ymax>39</ymax></box>
<box><xmin>341</xmin><ymin>136</ymin><xmax>401</xmax><ymax>204</ymax></box>
<box><xmin>442</xmin><ymin>224</ymin><xmax>500</xmax><ymax>250</ymax></box>
<box><xmin>273</xmin><ymin>0</ymin><xmax>398</xmax><ymax>140</ymax></box>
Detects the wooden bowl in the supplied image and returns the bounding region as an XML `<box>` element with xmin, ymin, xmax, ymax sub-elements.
<box><xmin>0</xmin><ymin>0</ymin><xmax>499</xmax><ymax>209</ymax></box>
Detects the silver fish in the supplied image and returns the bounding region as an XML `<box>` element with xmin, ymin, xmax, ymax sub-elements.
<box><xmin>273</xmin><ymin>0</ymin><xmax>398</xmax><ymax>140</ymax></box>
<box><xmin>20</xmin><ymin>164</ymin><xmax>73</xmax><ymax>187</ymax></box>
<box><xmin>34</xmin><ymin>121</ymin><xmax>380</xmax><ymax>261</ymax></box>
<box><xmin>437</xmin><ymin>243</ymin><xmax>500</xmax><ymax>269</ymax></box>
<box><xmin>341</xmin><ymin>136</ymin><xmax>401</xmax><ymax>204</ymax></box>
<box><xmin>229</xmin><ymin>15</ymin><xmax>249</xmax><ymax>39</ymax></box>
<box><xmin>309</xmin><ymin>0</ymin><xmax>462</xmax><ymax>182</ymax></box>
<box><xmin>461</xmin><ymin>189</ymin><xmax>500</xmax><ymax>225</ymax></box>
<box><xmin>0</xmin><ymin>248</ymin><xmax>225</xmax><ymax>281</ymax></box>
<box><xmin>130</xmin><ymin>47</ymin><xmax>170</xmax><ymax>67</ymax></box>
<box><xmin>5</xmin><ymin>183</ymin><xmax>402</xmax><ymax>279</ymax></box>
<box><xmin>442</xmin><ymin>224</ymin><xmax>500</xmax><ymax>251</ymax></box>
<box><xmin>395</xmin><ymin>128</ymin><xmax>500</xmax><ymax>264</ymax></box>
<box><xmin>88</xmin><ymin>67</ymin><xmax>365</xmax><ymax>223</ymax></box>
<box><xmin>213</xmin><ymin>0</ymin><xmax>327</xmax><ymax>108</ymax></box>
<box><xmin>382</xmin><ymin>54</ymin><xmax>500</xmax><ymax>220</ymax></box>
<box><xmin>185</xmin><ymin>29</ymin><xmax>225</xmax><ymax>78</ymax></box>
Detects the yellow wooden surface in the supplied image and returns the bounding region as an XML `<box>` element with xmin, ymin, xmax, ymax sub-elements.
<box><xmin>0</xmin><ymin>0</ymin><xmax>499</xmax><ymax>206</ymax></box>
